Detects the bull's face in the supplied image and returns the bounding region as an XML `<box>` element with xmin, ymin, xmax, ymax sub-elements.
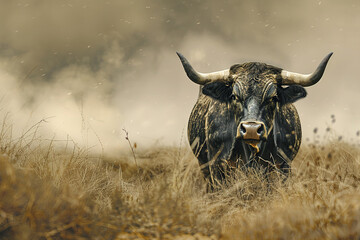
<box><xmin>201</xmin><ymin>62</ymin><xmax>307</xmax><ymax>152</ymax></box>
<box><xmin>176</xmin><ymin>52</ymin><xmax>333</xmax><ymax>154</ymax></box>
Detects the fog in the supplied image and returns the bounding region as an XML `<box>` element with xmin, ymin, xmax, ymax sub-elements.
<box><xmin>0</xmin><ymin>0</ymin><xmax>359</xmax><ymax>153</ymax></box>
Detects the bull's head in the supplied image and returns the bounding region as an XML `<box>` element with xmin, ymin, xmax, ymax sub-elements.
<box><xmin>177</xmin><ymin>52</ymin><xmax>332</xmax><ymax>155</ymax></box>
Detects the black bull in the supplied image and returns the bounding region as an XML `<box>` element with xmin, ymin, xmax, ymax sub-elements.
<box><xmin>177</xmin><ymin>52</ymin><xmax>333</xmax><ymax>185</ymax></box>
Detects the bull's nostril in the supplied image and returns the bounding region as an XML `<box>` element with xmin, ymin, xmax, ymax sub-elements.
<box><xmin>240</xmin><ymin>124</ymin><xmax>246</xmax><ymax>134</ymax></box>
<box><xmin>240</xmin><ymin>122</ymin><xmax>266</xmax><ymax>140</ymax></box>
<box><xmin>257</xmin><ymin>125</ymin><xmax>264</xmax><ymax>135</ymax></box>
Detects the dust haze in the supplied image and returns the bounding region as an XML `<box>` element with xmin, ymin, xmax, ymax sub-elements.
<box><xmin>0</xmin><ymin>0</ymin><xmax>359</xmax><ymax>153</ymax></box>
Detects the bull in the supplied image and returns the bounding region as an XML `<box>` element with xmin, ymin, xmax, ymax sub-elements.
<box><xmin>177</xmin><ymin>52</ymin><xmax>332</xmax><ymax>187</ymax></box>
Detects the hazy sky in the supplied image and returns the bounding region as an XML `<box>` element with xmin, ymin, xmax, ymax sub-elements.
<box><xmin>0</xmin><ymin>0</ymin><xmax>359</xmax><ymax>153</ymax></box>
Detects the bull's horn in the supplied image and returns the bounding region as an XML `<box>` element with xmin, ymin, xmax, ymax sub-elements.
<box><xmin>176</xmin><ymin>52</ymin><xmax>229</xmax><ymax>85</ymax></box>
<box><xmin>281</xmin><ymin>52</ymin><xmax>333</xmax><ymax>87</ymax></box>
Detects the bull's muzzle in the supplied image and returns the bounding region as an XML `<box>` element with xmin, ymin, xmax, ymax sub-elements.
<box><xmin>237</xmin><ymin>121</ymin><xmax>266</xmax><ymax>141</ymax></box>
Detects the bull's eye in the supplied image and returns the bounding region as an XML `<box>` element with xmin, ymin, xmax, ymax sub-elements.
<box><xmin>231</xmin><ymin>94</ymin><xmax>243</xmax><ymax>102</ymax></box>
<box><xmin>272</xmin><ymin>96</ymin><xmax>279</xmax><ymax>102</ymax></box>
<box><xmin>269</xmin><ymin>96</ymin><xmax>278</xmax><ymax>102</ymax></box>
<box><xmin>262</xmin><ymin>96</ymin><xmax>278</xmax><ymax>106</ymax></box>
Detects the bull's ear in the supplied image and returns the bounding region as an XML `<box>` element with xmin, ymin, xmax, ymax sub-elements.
<box><xmin>278</xmin><ymin>85</ymin><xmax>307</xmax><ymax>105</ymax></box>
<box><xmin>202</xmin><ymin>81</ymin><xmax>233</xmax><ymax>101</ymax></box>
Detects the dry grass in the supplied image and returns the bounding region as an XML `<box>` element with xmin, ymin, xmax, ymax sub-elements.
<box><xmin>1</xmin><ymin>119</ymin><xmax>360</xmax><ymax>239</ymax></box>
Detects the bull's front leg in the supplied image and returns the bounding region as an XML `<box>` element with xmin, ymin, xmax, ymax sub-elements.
<box><xmin>206</xmin><ymin>127</ymin><xmax>237</xmax><ymax>189</ymax></box>
<box><xmin>204</xmin><ymin>102</ymin><xmax>238</xmax><ymax>189</ymax></box>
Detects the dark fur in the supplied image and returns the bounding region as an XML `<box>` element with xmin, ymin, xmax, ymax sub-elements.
<box><xmin>187</xmin><ymin>62</ymin><xmax>306</xmax><ymax>187</ymax></box>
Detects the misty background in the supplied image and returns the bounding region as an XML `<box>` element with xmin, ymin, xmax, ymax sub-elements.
<box><xmin>0</xmin><ymin>0</ymin><xmax>359</xmax><ymax>153</ymax></box>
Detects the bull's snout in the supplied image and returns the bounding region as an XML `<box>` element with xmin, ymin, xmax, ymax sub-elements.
<box><xmin>238</xmin><ymin>121</ymin><xmax>266</xmax><ymax>141</ymax></box>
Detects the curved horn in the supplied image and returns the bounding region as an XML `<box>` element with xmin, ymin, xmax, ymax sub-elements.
<box><xmin>281</xmin><ymin>52</ymin><xmax>333</xmax><ymax>87</ymax></box>
<box><xmin>176</xmin><ymin>52</ymin><xmax>229</xmax><ymax>85</ymax></box>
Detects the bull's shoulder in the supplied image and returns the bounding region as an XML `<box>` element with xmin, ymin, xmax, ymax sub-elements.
<box><xmin>188</xmin><ymin>95</ymin><xmax>212</xmax><ymax>127</ymax></box>
<box><xmin>274</xmin><ymin>103</ymin><xmax>302</xmax><ymax>161</ymax></box>
<box><xmin>187</xmin><ymin>95</ymin><xmax>214</xmax><ymax>165</ymax></box>
<box><xmin>187</xmin><ymin>95</ymin><xmax>212</xmax><ymax>146</ymax></box>
<box><xmin>278</xmin><ymin>104</ymin><xmax>301</xmax><ymax>132</ymax></box>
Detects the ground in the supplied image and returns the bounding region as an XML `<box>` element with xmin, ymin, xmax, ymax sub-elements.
<box><xmin>0</xmin><ymin>121</ymin><xmax>360</xmax><ymax>239</ymax></box>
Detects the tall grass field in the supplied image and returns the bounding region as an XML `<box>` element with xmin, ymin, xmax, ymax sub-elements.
<box><xmin>1</xmin><ymin>117</ymin><xmax>360</xmax><ymax>239</ymax></box>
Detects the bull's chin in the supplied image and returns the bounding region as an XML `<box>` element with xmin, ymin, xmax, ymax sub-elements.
<box><xmin>243</xmin><ymin>139</ymin><xmax>261</xmax><ymax>154</ymax></box>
